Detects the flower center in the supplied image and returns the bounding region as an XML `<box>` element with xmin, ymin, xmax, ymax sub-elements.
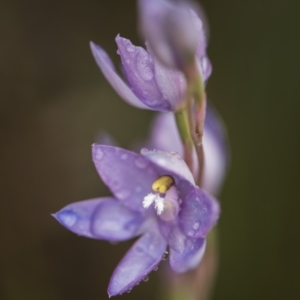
<box><xmin>143</xmin><ymin>175</ymin><xmax>180</xmax><ymax>221</ymax></box>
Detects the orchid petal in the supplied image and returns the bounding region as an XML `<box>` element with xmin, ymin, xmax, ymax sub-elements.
<box><xmin>92</xmin><ymin>145</ymin><xmax>159</xmax><ymax>212</ymax></box>
<box><xmin>202</xmin><ymin>106</ymin><xmax>229</xmax><ymax>195</ymax></box>
<box><xmin>138</xmin><ymin>0</ymin><xmax>201</xmax><ymax>70</ymax></box>
<box><xmin>179</xmin><ymin>188</ymin><xmax>220</xmax><ymax>239</ymax></box>
<box><xmin>108</xmin><ymin>229</ymin><xmax>167</xmax><ymax>296</ymax></box>
<box><xmin>151</xmin><ymin>57</ymin><xmax>186</xmax><ymax>110</ymax></box>
<box><xmin>168</xmin><ymin>226</ymin><xmax>206</xmax><ymax>273</ymax></box>
<box><xmin>91</xmin><ymin>199</ymin><xmax>144</xmax><ymax>242</ymax></box>
<box><xmin>141</xmin><ymin>148</ymin><xmax>195</xmax><ymax>185</ymax></box>
<box><xmin>116</xmin><ymin>35</ymin><xmax>171</xmax><ymax>111</ymax></box>
<box><xmin>90</xmin><ymin>42</ymin><xmax>149</xmax><ymax>110</ymax></box>
<box><xmin>53</xmin><ymin>198</ymin><xmax>143</xmax><ymax>242</ymax></box>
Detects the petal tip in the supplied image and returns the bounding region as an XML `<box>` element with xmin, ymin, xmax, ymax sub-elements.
<box><xmin>54</xmin><ymin>210</ymin><xmax>77</xmax><ymax>228</ymax></box>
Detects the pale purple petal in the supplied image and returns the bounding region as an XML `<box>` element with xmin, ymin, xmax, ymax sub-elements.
<box><xmin>92</xmin><ymin>145</ymin><xmax>159</xmax><ymax>213</ymax></box>
<box><xmin>151</xmin><ymin>55</ymin><xmax>186</xmax><ymax>110</ymax></box>
<box><xmin>168</xmin><ymin>226</ymin><xmax>206</xmax><ymax>273</ymax></box>
<box><xmin>198</xmin><ymin>56</ymin><xmax>212</xmax><ymax>82</ymax></box>
<box><xmin>202</xmin><ymin>106</ymin><xmax>229</xmax><ymax>195</ymax></box>
<box><xmin>147</xmin><ymin>112</ymin><xmax>182</xmax><ymax>153</ymax></box>
<box><xmin>90</xmin><ymin>199</ymin><xmax>144</xmax><ymax>242</ymax></box>
<box><xmin>90</xmin><ymin>42</ymin><xmax>149</xmax><ymax>110</ymax></box>
<box><xmin>108</xmin><ymin>229</ymin><xmax>167</xmax><ymax>296</ymax></box>
<box><xmin>179</xmin><ymin>188</ymin><xmax>220</xmax><ymax>239</ymax></box>
<box><xmin>116</xmin><ymin>35</ymin><xmax>171</xmax><ymax>111</ymax></box>
<box><xmin>53</xmin><ymin>198</ymin><xmax>144</xmax><ymax>241</ymax></box>
<box><xmin>138</xmin><ymin>0</ymin><xmax>201</xmax><ymax>70</ymax></box>
<box><xmin>140</xmin><ymin>148</ymin><xmax>195</xmax><ymax>185</ymax></box>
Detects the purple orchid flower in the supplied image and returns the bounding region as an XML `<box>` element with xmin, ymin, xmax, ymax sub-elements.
<box><xmin>90</xmin><ymin>0</ymin><xmax>211</xmax><ymax>112</ymax></box>
<box><xmin>147</xmin><ymin>106</ymin><xmax>229</xmax><ymax>196</ymax></box>
<box><xmin>53</xmin><ymin>145</ymin><xmax>220</xmax><ymax>297</ymax></box>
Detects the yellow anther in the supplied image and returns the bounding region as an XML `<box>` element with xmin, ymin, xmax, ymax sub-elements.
<box><xmin>152</xmin><ymin>175</ymin><xmax>175</xmax><ymax>194</ymax></box>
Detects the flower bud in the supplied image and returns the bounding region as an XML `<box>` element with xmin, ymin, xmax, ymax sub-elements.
<box><xmin>138</xmin><ymin>0</ymin><xmax>206</xmax><ymax>73</ymax></box>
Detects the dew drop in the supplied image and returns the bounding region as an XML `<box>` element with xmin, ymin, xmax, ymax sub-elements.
<box><xmin>135</xmin><ymin>157</ymin><xmax>148</xmax><ymax>169</ymax></box>
<box><xmin>121</xmin><ymin>153</ymin><xmax>128</xmax><ymax>160</ymax></box>
<box><xmin>114</xmin><ymin>189</ymin><xmax>130</xmax><ymax>200</ymax></box>
<box><xmin>143</xmin><ymin>276</ymin><xmax>149</xmax><ymax>282</ymax></box>
<box><xmin>135</xmin><ymin>185</ymin><xmax>142</xmax><ymax>193</ymax></box>
<box><xmin>140</xmin><ymin>148</ymin><xmax>149</xmax><ymax>155</ymax></box>
<box><xmin>187</xmin><ymin>231</ymin><xmax>194</xmax><ymax>237</ymax></box>
<box><xmin>170</xmin><ymin>151</ymin><xmax>181</xmax><ymax>159</ymax></box>
<box><xmin>162</xmin><ymin>251</ymin><xmax>168</xmax><ymax>260</ymax></box>
<box><xmin>193</xmin><ymin>222</ymin><xmax>200</xmax><ymax>230</ymax></box>
<box><xmin>58</xmin><ymin>210</ymin><xmax>77</xmax><ymax>227</ymax></box>
<box><xmin>136</xmin><ymin>51</ymin><xmax>154</xmax><ymax>81</ymax></box>
<box><xmin>126</xmin><ymin>44</ymin><xmax>135</xmax><ymax>52</ymax></box>
<box><xmin>153</xmin><ymin>266</ymin><xmax>158</xmax><ymax>271</ymax></box>
<box><xmin>95</xmin><ymin>149</ymin><xmax>104</xmax><ymax>160</ymax></box>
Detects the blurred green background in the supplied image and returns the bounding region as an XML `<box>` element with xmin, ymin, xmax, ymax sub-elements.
<box><xmin>1</xmin><ymin>0</ymin><xmax>300</xmax><ymax>299</ymax></box>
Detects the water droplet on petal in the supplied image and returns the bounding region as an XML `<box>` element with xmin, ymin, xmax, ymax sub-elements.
<box><xmin>162</xmin><ymin>251</ymin><xmax>168</xmax><ymax>260</ymax></box>
<box><xmin>95</xmin><ymin>149</ymin><xmax>104</xmax><ymax>160</ymax></box>
<box><xmin>115</xmin><ymin>189</ymin><xmax>130</xmax><ymax>200</ymax></box>
<box><xmin>135</xmin><ymin>157</ymin><xmax>148</xmax><ymax>169</ymax></box>
<box><xmin>141</xmin><ymin>148</ymin><xmax>149</xmax><ymax>155</ymax></box>
<box><xmin>121</xmin><ymin>153</ymin><xmax>128</xmax><ymax>160</ymax></box>
<box><xmin>193</xmin><ymin>222</ymin><xmax>200</xmax><ymax>230</ymax></box>
<box><xmin>126</xmin><ymin>45</ymin><xmax>135</xmax><ymax>52</ymax></box>
<box><xmin>126</xmin><ymin>289</ymin><xmax>132</xmax><ymax>293</ymax></box>
<box><xmin>135</xmin><ymin>185</ymin><xmax>142</xmax><ymax>193</ymax></box>
<box><xmin>58</xmin><ymin>211</ymin><xmax>77</xmax><ymax>227</ymax></box>
<box><xmin>153</xmin><ymin>266</ymin><xmax>159</xmax><ymax>271</ymax></box>
<box><xmin>143</xmin><ymin>276</ymin><xmax>149</xmax><ymax>282</ymax></box>
<box><xmin>136</xmin><ymin>51</ymin><xmax>154</xmax><ymax>81</ymax></box>
<box><xmin>187</xmin><ymin>231</ymin><xmax>194</xmax><ymax>237</ymax></box>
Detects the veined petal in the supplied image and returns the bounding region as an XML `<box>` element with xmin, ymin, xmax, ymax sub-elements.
<box><xmin>141</xmin><ymin>148</ymin><xmax>195</xmax><ymax>186</ymax></box>
<box><xmin>108</xmin><ymin>229</ymin><xmax>167</xmax><ymax>296</ymax></box>
<box><xmin>168</xmin><ymin>226</ymin><xmax>206</xmax><ymax>273</ymax></box>
<box><xmin>53</xmin><ymin>198</ymin><xmax>144</xmax><ymax>242</ymax></box>
<box><xmin>179</xmin><ymin>188</ymin><xmax>220</xmax><ymax>239</ymax></box>
<box><xmin>92</xmin><ymin>145</ymin><xmax>159</xmax><ymax>213</ymax></box>
<box><xmin>91</xmin><ymin>199</ymin><xmax>144</xmax><ymax>242</ymax></box>
<box><xmin>116</xmin><ymin>35</ymin><xmax>171</xmax><ymax>111</ymax></box>
<box><xmin>151</xmin><ymin>56</ymin><xmax>186</xmax><ymax>110</ymax></box>
<box><xmin>90</xmin><ymin>42</ymin><xmax>149</xmax><ymax>110</ymax></box>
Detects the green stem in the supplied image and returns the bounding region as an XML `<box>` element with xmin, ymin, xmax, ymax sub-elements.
<box><xmin>174</xmin><ymin>109</ymin><xmax>194</xmax><ymax>173</ymax></box>
<box><xmin>185</xmin><ymin>63</ymin><xmax>207</xmax><ymax>186</ymax></box>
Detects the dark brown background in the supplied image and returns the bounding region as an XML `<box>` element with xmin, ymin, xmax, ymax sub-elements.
<box><xmin>1</xmin><ymin>0</ymin><xmax>300</xmax><ymax>299</ymax></box>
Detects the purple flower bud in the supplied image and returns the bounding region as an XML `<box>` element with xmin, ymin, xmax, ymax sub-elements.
<box><xmin>138</xmin><ymin>0</ymin><xmax>210</xmax><ymax>75</ymax></box>
<box><xmin>53</xmin><ymin>145</ymin><xmax>220</xmax><ymax>296</ymax></box>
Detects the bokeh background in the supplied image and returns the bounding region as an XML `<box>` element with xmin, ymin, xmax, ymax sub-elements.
<box><xmin>1</xmin><ymin>0</ymin><xmax>300</xmax><ymax>299</ymax></box>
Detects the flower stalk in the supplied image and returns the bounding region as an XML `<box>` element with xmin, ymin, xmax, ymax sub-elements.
<box><xmin>174</xmin><ymin>109</ymin><xmax>194</xmax><ymax>173</ymax></box>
